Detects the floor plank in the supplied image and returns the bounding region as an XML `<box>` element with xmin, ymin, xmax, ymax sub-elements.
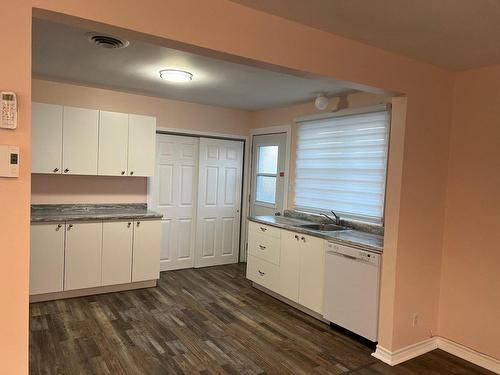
<box><xmin>29</xmin><ymin>263</ymin><xmax>493</xmax><ymax>375</ymax></box>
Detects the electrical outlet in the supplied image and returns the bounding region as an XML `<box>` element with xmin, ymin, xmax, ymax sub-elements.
<box><xmin>412</xmin><ymin>313</ymin><xmax>419</xmax><ymax>327</ymax></box>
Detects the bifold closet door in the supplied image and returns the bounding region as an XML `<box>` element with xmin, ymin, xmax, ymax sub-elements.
<box><xmin>149</xmin><ymin>134</ymin><xmax>198</xmax><ymax>271</ymax></box>
<box><xmin>195</xmin><ymin>138</ymin><xmax>243</xmax><ymax>267</ymax></box>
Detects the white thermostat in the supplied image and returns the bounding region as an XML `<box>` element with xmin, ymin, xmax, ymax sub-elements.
<box><xmin>1</xmin><ymin>91</ymin><xmax>17</xmax><ymax>129</ymax></box>
<box><xmin>0</xmin><ymin>145</ymin><xmax>19</xmax><ymax>177</ymax></box>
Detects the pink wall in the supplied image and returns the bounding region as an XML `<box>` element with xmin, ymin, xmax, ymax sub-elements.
<box><xmin>2</xmin><ymin>0</ymin><xmax>458</xmax><ymax>372</ymax></box>
<box><xmin>31</xmin><ymin>78</ymin><xmax>252</xmax><ymax>204</ymax></box>
<box><xmin>439</xmin><ymin>65</ymin><xmax>500</xmax><ymax>359</ymax></box>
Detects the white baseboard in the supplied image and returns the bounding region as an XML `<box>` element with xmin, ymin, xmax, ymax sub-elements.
<box><xmin>372</xmin><ymin>337</ymin><xmax>499</xmax><ymax>374</ymax></box>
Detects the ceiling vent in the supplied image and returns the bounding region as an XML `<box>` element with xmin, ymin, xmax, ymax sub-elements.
<box><xmin>86</xmin><ymin>32</ymin><xmax>129</xmax><ymax>49</ymax></box>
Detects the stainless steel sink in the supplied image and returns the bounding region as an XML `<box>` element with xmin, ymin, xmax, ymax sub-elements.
<box><xmin>298</xmin><ymin>223</ymin><xmax>349</xmax><ymax>231</ymax></box>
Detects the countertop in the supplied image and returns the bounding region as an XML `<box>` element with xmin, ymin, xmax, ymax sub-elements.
<box><xmin>248</xmin><ymin>215</ymin><xmax>383</xmax><ymax>253</ymax></box>
<box><xmin>31</xmin><ymin>204</ymin><xmax>163</xmax><ymax>223</ymax></box>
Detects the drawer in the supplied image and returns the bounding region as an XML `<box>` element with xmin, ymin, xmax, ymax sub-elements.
<box><xmin>249</xmin><ymin>221</ymin><xmax>281</xmax><ymax>239</ymax></box>
<box><xmin>246</xmin><ymin>255</ymin><xmax>280</xmax><ymax>292</ymax></box>
<box><xmin>248</xmin><ymin>231</ymin><xmax>280</xmax><ymax>265</ymax></box>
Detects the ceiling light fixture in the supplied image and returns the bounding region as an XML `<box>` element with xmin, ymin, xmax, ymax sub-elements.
<box><xmin>314</xmin><ymin>93</ymin><xmax>329</xmax><ymax>110</ymax></box>
<box><xmin>159</xmin><ymin>69</ymin><xmax>193</xmax><ymax>83</ymax></box>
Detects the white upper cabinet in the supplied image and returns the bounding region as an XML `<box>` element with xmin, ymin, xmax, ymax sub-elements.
<box><xmin>127</xmin><ymin>114</ymin><xmax>156</xmax><ymax>177</ymax></box>
<box><xmin>98</xmin><ymin>111</ymin><xmax>129</xmax><ymax>176</ymax></box>
<box><xmin>62</xmin><ymin>106</ymin><xmax>99</xmax><ymax>175</ymax></box>
<box><xmin>32</xmin><ymin>102</ymin><xmax>63</xmax><ymax>174</ymax></box>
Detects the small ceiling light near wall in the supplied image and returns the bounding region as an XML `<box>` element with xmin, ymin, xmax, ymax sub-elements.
<box><xmin>314</xmin><ymin>93</ymin><xmax>329</xmax><ymax>110</ymax></box>
<box><xmin>159</xmin><ymin>69</ymin><xmax>193</xmax><ymax>83</ymax></box>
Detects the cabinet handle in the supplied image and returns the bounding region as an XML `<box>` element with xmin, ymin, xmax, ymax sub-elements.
<box><xmin>130</xmin><ymin>171</ymin><xmax>134</xmax><ymax>175</ymax></box>
<box><xmin>67</xmin><ymin>224</ymin><xmax>73</xmax><ymax>230</ymax></box>
<box><xmin>127</xmin><ymin>222</ymin><xmax>132</xmax><ymax>228</ymax></box>
<box><xmin>64</xmin><ymin>168</ymin><xmax>69</xmax><ymax>173</ymax></box>
<box><xmin>260</xmin><ymin>227</ymin><xmax>267</xmax><ymax>232</ymax></box>
<box><xmin>121</xmin><ymin>171</ymin><xmax>125</xmax><ymax>175</ymax></box>
<box><xmin>294</xmin><ymin>235</ymin><xmax>299</xmax><ymax>240</ymax></box>
<box><xmin>301</xmin><ymin>236</ymin><xmax>306</xmax><ymax>242</ymax></box>
<box><xmin>258</xmin><ymin>270</ymin><xmax>265</xmax><ymax>276</ymax></box>
<box><xmin>56</xmin><ymin>224</ymin><xmax>62</xmax><ymax>231</ymax></box>
<box><xmin>259</xmin><ymin>245</ymin><xmax>266</xmax><ymax>250</ymax></box>
<box><xmin>53</xmin><ymin>168</ymin><xmax>59</xmax><ymax>173</ymax></box>
<box><xmin>136</xmin><ymin>221</ymin><xmax>140</xmax><ymax>227</ymax></box>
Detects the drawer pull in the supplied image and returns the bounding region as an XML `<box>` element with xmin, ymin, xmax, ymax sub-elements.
<box><xmin>301</xmin><ymin>236</ymin><xmax>306</xmax><ymax>242</ymax></box>
<box><xmin>259</xmin><ymin>245</ymin><xmax>266</xmax><ymax>250</ymax></box>
<box><xmin>294</xmin><ymin>235</ymin><xmax>299</xmax><ymax>240</ymax></box>
<box><xmin>258</xmin><ymin>270</ymin><xmax>265</xmax><ymax>276</ymax></box>
<box><xmin>260</xmin><ymin>227</ymin><xmax>267</xmax><ymax>232</ymax></box>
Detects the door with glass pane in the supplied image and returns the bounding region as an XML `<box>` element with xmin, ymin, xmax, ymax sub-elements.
<box><xmin>250</xmin><ymin>133</ymin><xmax>286</xmax><ymax>216</ymax></box>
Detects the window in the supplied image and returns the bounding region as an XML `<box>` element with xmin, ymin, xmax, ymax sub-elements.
<box><xmin>294</xmin><ymin>107</ymin><xmax>390</xmax><ymax>224</ymax></box>
<box><xmin>255</xmin><ymin>145</ymin><xmax>278</xmax><ymax>205</ymax></box>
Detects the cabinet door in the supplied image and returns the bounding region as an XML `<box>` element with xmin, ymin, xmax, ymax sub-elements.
<box><xmin>298</xmin><ymin>234</ymin><xmax>325</xmax><ymax>314</ymax></box>
<box><xmin>132</xmin><ymin>220</ymin><xmax>161</xmax><ymax>282</ymax></box>
<box><xmin>102</xmin><ymin>221</ymin><xmax>133</xmax><ymax>286</ymax></box>
<box><xmin>30</xmin><ymin>223</ymin><xmax>65</xmax><ymax>295</ymax></box>
<box><xmin>246</xmin><ymin>255</ymin><xmax>280</xmax><ymax>292</ymax></box>
<box><xmin>64</xmin><ymin>222</ymin><xmax>103</xmax><ymax>290</ymax></box>
<box><xmin>279</xmin><ymin>230</ymin><xmax>300</xmax><ymax>302</ymax></box>
<box><xmin>31</xmin><ymin>102</ymin><xmax>63</xmax><ymax>174</ymax></box>
<box><xmin>62</xmin><ymin>106</ymin><xmax>99</xmax><ymax>175</ymax></box>
<box><xmin>127</xmin><ymin>114</ymin><xmax>156</xmax><ymax>177</ymax></box>
<box><xmin>98</xmin><ymin>111</ymin><xmax>129</xmax><ymax>176</ymax></box>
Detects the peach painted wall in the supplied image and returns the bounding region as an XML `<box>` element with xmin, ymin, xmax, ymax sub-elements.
<box><xmin>438</xmin><ymin>65</ymin><xmax>500</xmax><ymax>359</ymax></box>
<box><xmin>251</xmin><ymin>92</ymin><xmax>391</xmax><ymax>208</ymax></box>
<box><xmin>3</xmin><ymin>0</ymin><xmax>457</xmax><ymax>372</ymax></box>
<box><xmin>31</xmin><ymin>78</ymin><xmax>252</xmax><ymax>204</ymax></box>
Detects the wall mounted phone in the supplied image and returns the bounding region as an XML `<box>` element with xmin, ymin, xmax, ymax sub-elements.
<box><xmin>1</xmin><ymin>91</ymin><xmax>17</xmax><ymax>129</ymax></box>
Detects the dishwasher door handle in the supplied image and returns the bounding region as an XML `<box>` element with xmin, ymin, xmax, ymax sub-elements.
<box><xmin>326</xmin><ymin>250</ymin><xmax>358</xmax><ymax>261</ymax></box>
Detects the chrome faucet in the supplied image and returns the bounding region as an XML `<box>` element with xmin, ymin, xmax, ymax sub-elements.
<box><xmin>321</xmin><ymin>211</ymin><xmax>341</xmax><ymax>225</ymax></box>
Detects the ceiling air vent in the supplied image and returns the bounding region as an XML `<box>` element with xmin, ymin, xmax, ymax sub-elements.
<box><xmin>86</xmin><ymin>32</ymin><xmax>129</xmax><ymax>49</ymax></box>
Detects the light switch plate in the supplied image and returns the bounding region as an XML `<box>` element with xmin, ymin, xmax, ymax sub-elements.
<box><xmin>0</xmin><ymin>145</ymin><xmax>19</xmax><ymax>177</ymax></box>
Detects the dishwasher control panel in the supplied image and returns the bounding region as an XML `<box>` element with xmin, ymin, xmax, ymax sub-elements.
<box><xmin>326</xmin><ymin>241</ymin><xmax>380</xmax><ymax>266</ymax></box>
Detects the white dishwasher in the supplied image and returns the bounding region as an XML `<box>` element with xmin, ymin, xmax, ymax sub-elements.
<box><xmin>323</xmin><ymin>241</ymin><xmax>381</xmax><ymax>342</ymax></box>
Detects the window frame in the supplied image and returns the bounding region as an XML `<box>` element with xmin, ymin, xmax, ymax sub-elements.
<box><xmin>253</xmin><ymin>144</ymin><xmax>279</xmax><ymax>208</ymax></box>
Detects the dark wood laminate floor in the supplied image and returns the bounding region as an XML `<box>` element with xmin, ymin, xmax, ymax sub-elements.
<box><xmin>30</xmin><ymin>263</ymin><xmax>493</xmax><ymax>375</ymax></box>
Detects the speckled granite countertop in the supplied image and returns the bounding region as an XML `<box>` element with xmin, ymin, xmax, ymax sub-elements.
<box><xmin>31</xmin><ymin>204</ymin><xmax>162</xmax><ymax>223</ymax></box>
<box><xmin>248</xmin><ymin>215</ymin><xmax>383</xmax><ymax>253</ymax></box>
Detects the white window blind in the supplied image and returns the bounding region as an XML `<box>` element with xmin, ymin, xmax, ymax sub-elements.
<box><xmin>294</xmin><ymin>108</ymin><xmax>390</xmax><ymax>224</ymax></box>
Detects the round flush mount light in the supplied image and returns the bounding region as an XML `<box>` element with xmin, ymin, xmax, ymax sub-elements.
<box><xmin>314</xmin><ymin>93</ymin><xmax>329</xmax><ymax>111</ymax></box>
<box><xmin>159</xmin><ymin>69</ymin><xmax>193</xmax><ymax>83</ymax></box>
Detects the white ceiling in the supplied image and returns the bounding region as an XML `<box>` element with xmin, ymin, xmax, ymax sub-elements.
<box><xmin>230</xmin><ymin>0</ymin><xmax>500</xmax><ymax>71</ymax></box>
<box><xmin>32</xmin><ymin>18</ymin><xmax>351</xmax><ymax>111</ymax></box>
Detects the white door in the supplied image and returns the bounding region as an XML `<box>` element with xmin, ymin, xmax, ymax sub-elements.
<box><xmin>127</xmin><ymin>114</ymin><xmax>156</xmax><ymax>177</ymax></box>
<box><xmin>195</xmin><ymin>138</ymin><xmax>243</xmax><ymax>267</ymax></box>
<box><xmin>250</xmin><ymin>133</ymin><xmax>287</xmax><ymax>216</ymax></box>
<box><xmin>62</xmin><ymin>106</ymin><xmax>99</xmax><ymax>175</ymax></box>
<box><xmin>64</xmin><ymin>222</ymin><xmax>103</xmax><ymax>290</ymax></box>
<box><xmin>29</xmin><ymin>223</ymin><xmax>65</xmax><ymax>295</ymax></box>
<box><xmin>31</xmin><ymin>102</ymin><xmax>63</xmax><ymax>174</ymax></box>
<box><xmin>102</xmin><ymin>221</ymin><xmax>133</xmax><ymax>286</ymax></box>
<box><xmin>132</xmin><ymin>220</ymin><xmax>161</xmax><ymax>282</ymax></box>
<box><xmin>149</xmin><ymin>134</ymin><xmax>198</xmax><ymax>271</ymax></box>
<box><xmin>98</xmin><ymin>111</ymin><xmax>129</xmax><ymax>176</ymax></box>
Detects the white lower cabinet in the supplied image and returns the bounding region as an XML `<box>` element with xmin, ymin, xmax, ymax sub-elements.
<box><xmin>132</xmin><ymin>220</ymin><xmax>161</xmax><ymax>282</ymax></box>
<box><xmin>64</xmin><ymin>222</ymin><xmax>103</xmax><ymax>291</ymax></box>
<box><xmin>102</xmin><ymin>221</ymin><xmax>133</xmax><ymax>286</ymax></box>
<box><xmin>247</xmin><ymin>222</ymin><xmax>326</xmax><ymax>315</ymax></box>
<box><xmin>30</xmin><ymin>223</ymin><xmax>65</xmax><ymax>295</ymax></box>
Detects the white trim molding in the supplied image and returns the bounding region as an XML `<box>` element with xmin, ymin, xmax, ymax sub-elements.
<box><xmin>372</xmin><ymin>337</ymin><xmax>500</xmax><ymax>374</ymax></box>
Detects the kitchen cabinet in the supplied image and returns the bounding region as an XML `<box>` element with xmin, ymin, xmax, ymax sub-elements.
<box><xmin>98</xmin><ymin>111</ymin><xmax>129</xmax><ymax>176</ymax></box>
<box><xmin>64</xmin><ymin>221</ymin><xmax>103</xmax><ymax>290</ymax></box>
<box><xmin>31</xmin><ymin>102</ymin><xmax>63</xmax><ymax>174</ymax></box>
<box><xmin>127</xmin><ymin>114</ymin><xmax>156</xmax><ymax>177</ymax></box>
<box><xmin>62</xmin><ymin>106</ymin><xmax>99</xmax><ymax>175</ymax></box>
<box><xmin>246</xmin><ymin>255</ymin><xmax>280</xmax><ymax>292</ymax></box>
<box><xmin>29</xmin><ymin>223</ymin><xmax>65</xmax><ymax>295</ymax></box>
<box><xmin>279</xmin><ymin>230</ymin><xmax>300</xmax><ymax>302</ymax></box>
<box><xmin>102</xmin><ymin>220</ymin><xmax>133</xmax><ymax>286</ymax></box>
<box><xmin>132</xmin><ymin>220</ymin><xmax>161</xmax><ymax>282</ymax></box>
<box><xmin>297</xmin><ymin>233</ymin><xmax>325</xmax><ymax>314</ymax></box>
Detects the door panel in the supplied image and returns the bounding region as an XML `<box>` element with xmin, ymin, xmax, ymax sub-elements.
<box><xmin>298</xmin><ymin>234</ymin><xmax>325</xmax><ymax>314</ymax></box>
<box><xmin>98</xmin><ymin>111</ymin><xmax>129</xmax><ymax>176</ymax></box>
<box><xmin>62</xmin><ymin>106</ymin><xmax>99</xmax><ymax>175</ymax></box>
<box><xmin>250</xmin><ymin>133</ymin><xmax>287</xmax><ymax>216</ymax></box>
<box><xmin>128</xmin><ymin>114</ymin><xmax>156</xmax><ymax>176</ymax></box>
<box><xmin>195</xmin><ymin>138</ymin><xmax>243</xmax><ymax>267</ymax></box>
<box><xmin>101</xmin><ymin>221</ymin><xmax>133</xmax><ymax>286</ymax></box>
<box><xmin>149</xmin><ymin>134</ymin><xmax>198</xmax><ymax>271</ymax></box>
<box><xmin>132</xmin><ymin>220</ymin><xmax>161</xmax><ymax>282</ymax></box>
<box><xmin>31</xmin><ymin>102</ymin><xmax>63</xmax><ymax>174</ymax></box>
